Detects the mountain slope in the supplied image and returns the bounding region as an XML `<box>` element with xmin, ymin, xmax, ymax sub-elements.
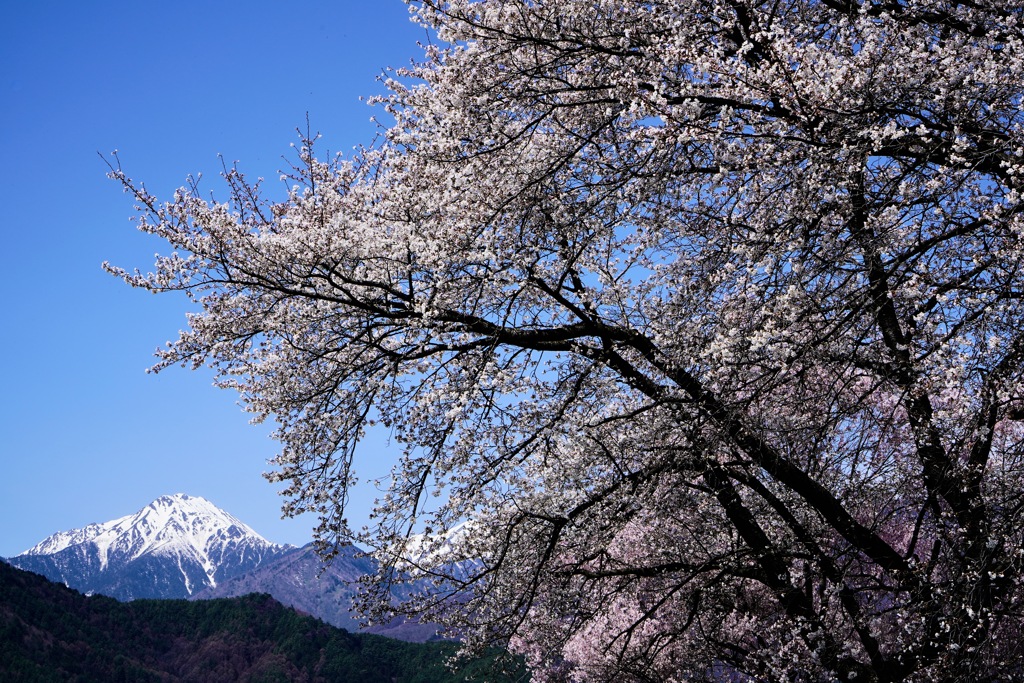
<box><xmin>193</xmin><ymin>543</ymin><xmax>371</xmax><ymax>631</ymax></box>
<box><xmin>7</xmin><ymin>494</ymin><xmax>291</xmax><ymax>600</ymax></box>
<box><xmin>0</xmin><ymin>560</ymin><xmax>526</xmax><ymax>682</ymax></box>
<box><xmin>193</xmin><ymin>543</ymin><xmax>444</xmax><ymax>642</ymax></box>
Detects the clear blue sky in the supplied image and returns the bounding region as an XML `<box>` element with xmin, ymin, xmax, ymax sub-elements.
<box><xmin>0</xmin><ymin>1</ymin><xmax>425</xmax><ymax>556</ymax></box>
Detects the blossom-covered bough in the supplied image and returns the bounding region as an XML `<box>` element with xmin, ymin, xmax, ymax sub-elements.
<box><xmin>108</xmin><ymin>0</ymin><xmax>1024</xmax><ymax>680</ymax></box>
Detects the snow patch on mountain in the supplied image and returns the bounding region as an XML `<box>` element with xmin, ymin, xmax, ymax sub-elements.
<box><xmin>402</xmin><ymin>521</ymin><xmax>473</xmax><ymax>567</ymax></box>
<box><xmin>400</xmin><ymin>520</ymin><xmax>480</xmax><ymax>583</ymax></box>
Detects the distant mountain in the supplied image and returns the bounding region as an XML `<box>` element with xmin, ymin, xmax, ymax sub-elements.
<box><xmin>5</xmin><ymin>493</ymin><xmax>461</xmax><ymax>642</ymax></box>
<box><xmin>0</xmin><ymin>560</ymin><xmax>526</xmax><ymax>682</ymax></box>
<box><xmin>193</xmin><ymin>543</ymin><xmax>444</xmax><ymax>642</ymax></box>
<box><xmin>6</xmin><ymin>494</ymin><xmax>291</xmax><ymax>600</ymax></box>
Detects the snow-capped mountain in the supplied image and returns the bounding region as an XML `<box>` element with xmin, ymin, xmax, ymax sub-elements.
<box><xmin>7</xmin><ymin>494</ymin><xmax>292</xmax><ymax>600</ymax></box>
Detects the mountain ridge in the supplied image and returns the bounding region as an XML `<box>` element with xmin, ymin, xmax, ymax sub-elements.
<box><xmin>192</xmin><ymin>542</ymin><xmax>446</xmax><ymax>642</ymax></box>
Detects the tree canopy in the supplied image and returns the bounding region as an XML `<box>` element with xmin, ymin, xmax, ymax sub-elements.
<box><xmin>109</xmin><ymin>0</ymin><xmax>1024</xmax><ymax>680</ymax></box>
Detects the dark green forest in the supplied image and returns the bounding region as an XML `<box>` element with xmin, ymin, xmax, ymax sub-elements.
<box><xmin>0</xmin><ymin>561</ymin><xmax>526</xmax><ymax>682</ymax></box>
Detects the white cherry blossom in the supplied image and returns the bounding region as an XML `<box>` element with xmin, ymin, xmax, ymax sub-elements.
<box><xmin>110</xmin><ymin>1</ymin><xmax>1024</xmax><ymax>680</ymax></box>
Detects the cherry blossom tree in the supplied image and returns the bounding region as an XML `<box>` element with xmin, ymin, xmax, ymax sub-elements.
<box><xmin>108</xmin><ymin>0</ymin><xmax>1024</xmax><ymax>680</ymax></box>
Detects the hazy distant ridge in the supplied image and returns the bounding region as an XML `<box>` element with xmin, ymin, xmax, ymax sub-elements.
<box><xmin>193</xmin><ymin>543</ymin><xmax>444</xmax><ymax>642</ymax></box>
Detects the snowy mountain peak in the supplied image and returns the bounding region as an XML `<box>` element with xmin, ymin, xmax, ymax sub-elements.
<box><xmin>12</xmin><ymin>494</ymin><xmax>292</xmax><ymax>599</ymax></box>
<box><xmin>22</xmin><ymin>493</ymin><xmax>274</xmax><ymax>562</ymax></box>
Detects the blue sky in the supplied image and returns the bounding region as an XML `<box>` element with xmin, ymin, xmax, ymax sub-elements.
<box><xmin>0</xmin><ymin>1</ymin><xmax>425</xmax><ymax>556</ymax></box>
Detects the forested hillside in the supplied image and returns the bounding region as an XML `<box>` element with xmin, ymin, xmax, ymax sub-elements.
<box><xmin>0</xmin><ymin>561</ymin><xmax>525</xmax><ymax>682</ymax></box>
